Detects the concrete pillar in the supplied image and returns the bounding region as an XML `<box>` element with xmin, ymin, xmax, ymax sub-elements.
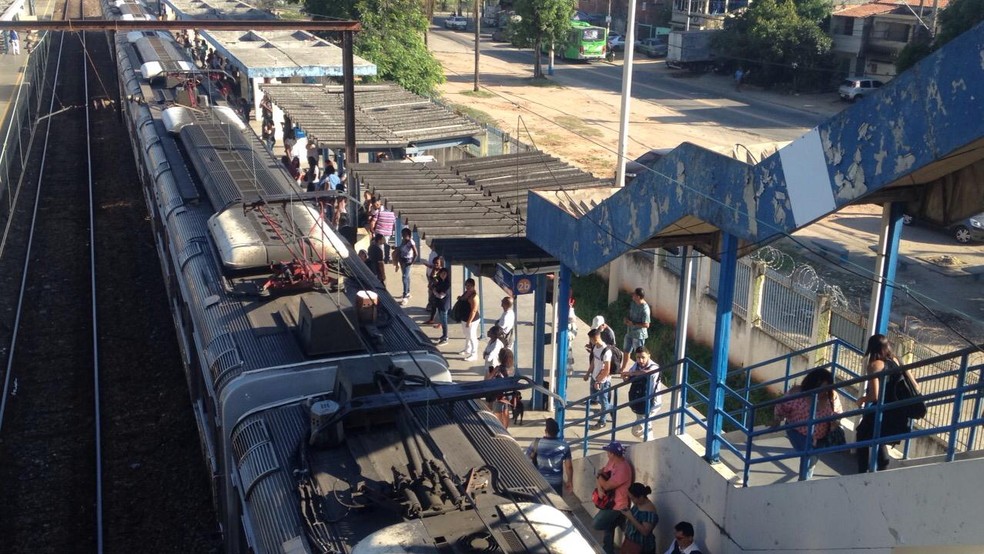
<box><xmin>670</xmin><ymin>246</ymin><xmax>694</xmax><ymax>435</ymax></box>
<box><xmin>811</xmin><ymin>294</ymin><xmax>832</xmax><ymax>366</ymax></box>
<box><xmin>748</xmin><ymin>260</ymin><xmax>767</xmax><ymax>328</ymax></box>
<box><xmin>607</xmin><ymin>256</ymin><xmax>621</xmax><ymax>304</ymax></box>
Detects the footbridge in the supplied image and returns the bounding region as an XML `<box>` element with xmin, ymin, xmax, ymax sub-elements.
<box><xmin>527</xmin><ymin>23</ymin><xmax>984</xmax><ymax>454</ymax></box>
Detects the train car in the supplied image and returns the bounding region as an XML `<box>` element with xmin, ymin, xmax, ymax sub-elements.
<box><xmin>110</xmin><ymin>23</ymin><xmax>599</xmax><ymax>554</ymax></box>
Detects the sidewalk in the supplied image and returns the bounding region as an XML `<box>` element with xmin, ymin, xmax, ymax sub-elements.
<box><xmin>377</xmin><ymin>243</ymin><xmax>676</xmax><ymax>459</ymax></box>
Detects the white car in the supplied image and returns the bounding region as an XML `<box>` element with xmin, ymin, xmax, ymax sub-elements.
<box><xmin>838</xmin><ymin>78</ymin><xmax>884</xmax><ymax>101</ymax></box>
<box><xmin>445</xmin><ymin>15</ymin><xmax>468</xmax><ymax>31</ymax></box>
<box><xmin>607</xmin><ymin>34</ymin><xmax>626</xmax><ymax>52</ymax></box>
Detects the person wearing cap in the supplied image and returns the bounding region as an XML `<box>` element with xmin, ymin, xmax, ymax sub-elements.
<box><xmin>525</xmin><ymin>418</ymin><xmax>573</xmax><ymax>495</ymax></box>
<box><xmin>594</xmin><ymin>440</ymin><xmax>633</xmax><ymax>554</ymax></box>
<box><xmin>590</xmin><ymin>315</ymin><xmax>617</xmax><ymax>347</ymax></box>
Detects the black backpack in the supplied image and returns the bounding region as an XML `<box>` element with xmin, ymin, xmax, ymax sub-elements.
<box><xmin>602</xmin><ymin>346</ymin><xmax>624</xmax><ymax>370</ymax></box>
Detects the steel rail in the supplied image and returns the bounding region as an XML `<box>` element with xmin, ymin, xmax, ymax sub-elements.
<box><xmin>0</xmin><ymin>19</ymin><xmax>361</xmax><ymax>31</ymax></box>
<box><xmin>80</xmin><ymin>8</ymin><xmax>106</xmax><ymax>550</ymax></box>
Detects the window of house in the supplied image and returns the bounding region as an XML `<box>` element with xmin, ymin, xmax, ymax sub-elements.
<box><xmin>842</xmin><ymin>18</ymin><xmax>854</xmax><ymax>36</ymax></box>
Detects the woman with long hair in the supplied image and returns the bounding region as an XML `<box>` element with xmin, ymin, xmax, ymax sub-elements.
<box><xmin>774</xmin><ymin>367</ymin><xmax>841</xmax><ymax>479</ymax></box>
<box><xmin>856</xmin><ymin>334</ymin><xmax>913</xmax><ymax>473</ymax></box>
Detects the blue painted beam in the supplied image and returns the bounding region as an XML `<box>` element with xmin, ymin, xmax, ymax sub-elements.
<box><xmin>525</xmin><ymin>22</ymin><xmax>984</xmax><ymax>276</ymax></box>
<box><xmin>873</xmin><ymin>202</ymin><xmax>905</xmax><ymax>335</ymax></box>
<box><xmin>555</xmin><ymin>265</ymin><xmax>572</xmax><ymax>437</ymax></box>
<box><xmin>706</xmin><ymin>233</ymin><xmax>738</xmax><ymax>463</ymax></box>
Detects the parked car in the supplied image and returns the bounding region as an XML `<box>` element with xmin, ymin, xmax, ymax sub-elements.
<box><xmin>838</xmin><ymin>78</ymin><xmax>884</xmax><ymax>101</ymax></box>
<box><xmin>445</xmin><ymin>15</ymin><xmax>468</xmax><ymax>30</ymax></box>
<box><xmin>903</xmin><ymin>212</ymin><xmax>984</xmax><ymax>244</ymax></box>
<box><xmin>607</xmin><ymin>34</ymin><xmax>626</xmax><ymax>52</ymax></box>
<box><xmin>636</xmin><ymin>37</ymin><xmax>668</xmax><ymax>58</ymax></box>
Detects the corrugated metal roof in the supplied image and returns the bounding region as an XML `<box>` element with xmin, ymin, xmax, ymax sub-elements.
<box><xmin>351</xmin><ymin>153</ymin><xmax>612</xmax><ymax>263</ymax></box>
<box><xmin>161</xmin><ymin>0</ymin><xmax>376</xmax><ymax>78</ymax></box>
<box><xmin>260</xmin><ymin>83</ymin><xmax>482</xmax><ymax>149</ymax></box>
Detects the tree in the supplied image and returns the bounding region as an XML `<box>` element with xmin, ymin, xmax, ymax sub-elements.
<box><xmin>897</xmin><ymin>0</ymin><xmax>984</xmax><ymax>72</ymax></box>
<box><xmin>511</xmin><ymin>0</ymin><xmax>576</xmax><ymax>79</ymax></box>
<box><xmin>306</xmin><ymin>0</ymin><xmax>445</xmax><ymax>95</ymax></box>
<box><xmin>711</xmin><ymin>0</ymin><xmax>834</xmax><ymax>90</ymax></box>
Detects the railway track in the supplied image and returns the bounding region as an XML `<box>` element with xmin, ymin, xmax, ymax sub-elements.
<box><xmin>0</xmin><ymin>0</ymin><xmax>219</xmax><ymax>551</ymax></box>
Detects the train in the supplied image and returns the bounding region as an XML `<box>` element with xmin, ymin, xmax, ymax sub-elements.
<box><xmin>108</xmin><ymin>5</ymin><xmax>598</xmax><ymax>553</ymax></box>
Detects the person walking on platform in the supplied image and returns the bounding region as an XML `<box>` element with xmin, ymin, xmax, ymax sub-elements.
<box><xmin>591</xmin><ymin>315</ymin><xmax>617</xmax><ymax>347</ymax></box>
<box><xmin>584</xmin><ymin>328</ymin><xmax>614</xmax><ymax>429</ymax></box>
<box><xmin>9</xmin><ymin>30</ymin><xmax>20</xmax><ymax>55</ymax></box>
<box><xmin>856</xmin><ymin>334</ymin><xmax>915</xmax><ymax>473</ymax></box>
<box><xmin>433</xmin><ymin>267</ymin><xmax>452</xmax><ymax>346</ymax></box>
<box><xmin>393</xmin><ymin>228</ymin><xmax>418</xmax><ymax>304</ymax></box>
<box><xmin>495</xmin><ymin>296</ymin><xmax>515</xmax><ymax>345</ymax></box>
<box><xmin>622</xmin><ymin>288</ymin><xmax>651</xmax><ymax>373</ymax></box>
<box><xmin>458</xmin><ymin>278</ymin><xmax>480</xmax><ymax>361</ymax></box>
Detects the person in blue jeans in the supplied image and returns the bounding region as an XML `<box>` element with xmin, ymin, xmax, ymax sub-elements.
<box><xmin>583</xmin><ymin>328</ymin><xmax>613</xmax><ymax>429</ymax></box>
<box><xmin>393</xmin><ymin>228</ymin><xmax>418</xmax><ymax>304</ymax></box>
<box><xmin>433</xmin><ymin>267</ymin><xmax>451</xmax><ymax>345</ymax></box>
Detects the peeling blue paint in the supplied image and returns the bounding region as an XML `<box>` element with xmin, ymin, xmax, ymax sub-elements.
<box><xmin>527</xmin><ymin>22</ymin><xmax>984</xmax><ymax>275</ymax></box>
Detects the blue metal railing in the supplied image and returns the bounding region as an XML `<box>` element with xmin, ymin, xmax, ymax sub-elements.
<box><xmin>563</xmin><ymin>339</ymin><xmax>984</xmax><ymax>485</ymax></box>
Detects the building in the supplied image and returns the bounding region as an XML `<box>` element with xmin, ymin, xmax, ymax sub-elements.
<box><xmin>830</xmin><ymin>0</ymin><xmax>948</xmax><ymax>80</ymax></box>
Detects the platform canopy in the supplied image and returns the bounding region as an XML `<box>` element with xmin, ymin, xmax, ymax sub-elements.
<box><xmin>351</xmin><ymin>152</ymin><xmax>613</xmax><ymax>264</ymax></box>
<box><xmin>261</xmin><ymin>83</ymin><xmax>481</xmax><ymax>150</ymax></box>
<box><xmin>161</xmin><ymin>0</ymin><xmax>377</xmax><ymax>79</ymax></box>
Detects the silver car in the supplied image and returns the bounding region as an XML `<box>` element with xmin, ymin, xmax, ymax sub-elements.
<box><xmin>838</xmin><ymin>78</ymin><xmax>884</xmax><ymax>101</ymax></box>
<box><xmin>445</xmin><ymin>15</ymin><xmax>468</xmax><ymax>30</ymax></box>
<box><xmin>636</xmin><ymin>37</ymin><xmax>668</xmax><ymax>58</ymax></box>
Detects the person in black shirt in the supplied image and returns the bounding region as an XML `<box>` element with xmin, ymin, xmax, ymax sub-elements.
<box><xmin>367</xmin><ymin>234</ymin><xmax>386</xmax><ymax>285</ymax></box>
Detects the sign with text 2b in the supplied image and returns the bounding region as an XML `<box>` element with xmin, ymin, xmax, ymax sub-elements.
<box><xmin>493</xmin><ymin>264</ymin><xmax>535</xmax><ymax>296</ymax></box>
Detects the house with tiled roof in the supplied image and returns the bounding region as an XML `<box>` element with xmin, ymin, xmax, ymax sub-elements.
<box><xmin>830</xmin><ymin>0</ymin><xmax>948</xmax><ymax>80</ymax></box>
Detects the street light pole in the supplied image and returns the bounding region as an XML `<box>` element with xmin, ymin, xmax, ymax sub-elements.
<box><xmin>473</xmin><ymin>0</ymin><xmax>480</xmax><ymax>91</ymax></box>
<box><xmin>614</xmin><ymin>0</ymin><xmax>639</xmax><ymax>188</ymax></box>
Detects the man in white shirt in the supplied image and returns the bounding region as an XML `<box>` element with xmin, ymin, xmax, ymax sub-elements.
<box><xmin>496</xmin><ymin>296</ymin><xmax>515</xmax><ymax>344</ymax></box>
<box><xmin>582</xmin><ymin>328</ymin><xmax>612</xmax><ymax>429</ymax></box>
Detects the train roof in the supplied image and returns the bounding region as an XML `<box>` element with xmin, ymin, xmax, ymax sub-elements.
<box><xmin>233</xmin><ymin>396</ymin><xmax>594</xmax><ymax>553</ymax></box>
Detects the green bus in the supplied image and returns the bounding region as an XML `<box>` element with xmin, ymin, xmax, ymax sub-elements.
<box><xmin>553</xmin><ymin>20</ymin><xmax>607</xmax><ymax>62</ymax></box>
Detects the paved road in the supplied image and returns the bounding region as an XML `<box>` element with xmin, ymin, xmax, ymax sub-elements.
<box><xmin>433</xmin><ymin>26</ymin><xmax>838</xmax><ymax>143</ymax></box>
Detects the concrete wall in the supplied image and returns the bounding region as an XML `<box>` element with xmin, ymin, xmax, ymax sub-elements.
<box><xmin>571</xmin><ymin>434</ymin><xmax>984</xmax><ymax>553</ymax></box>
<box><xmin>610</xmin><ymin>253</ymin><xmax>814</xmax><ymax>389</ymax></box>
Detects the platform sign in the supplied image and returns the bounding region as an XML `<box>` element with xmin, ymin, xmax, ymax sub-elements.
<box><xmin>493</xmin><ymin>263</ymin><xmax>536</xmax><ymax>296</ymax></box>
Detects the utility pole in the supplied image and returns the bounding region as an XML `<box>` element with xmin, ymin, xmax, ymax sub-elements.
<box><xmin>474</xmin><ymin>0</ymin><xmax>480</xmax><ymax>91</ymax></box>
<box><xmin>685</xmin><ymin>0</ymin><xmax>692</xmax><ymax>31</ymax></box>
<box><xmin>614</xmin><ymin>0</ymin><xmax>639</xmax><ymax>188</ymax></box>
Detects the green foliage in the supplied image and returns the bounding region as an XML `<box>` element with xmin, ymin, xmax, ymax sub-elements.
<box><xmin>571</xmin><ymin>273</ymin><xmax>778</xmax><ymax>428</ymax></box>
<box><xmin>712</xmin><ymin>0</ymin><xmax>834</xmax><ymax>91</ymax></box>
<box><xmin>512</xmin><ymin>0</ymin><xmax>576</xmax><ymax>77</ymax></box>
<box><xmin>895</xmin><ymin>0</ymin><xmax>984</xmax><ymax>73</ymax></box>
<box><xmin>895</xmin><ymin>38</ymin><xmax>933</xmax><ymax>73</ymax></box>
<box><xmin>936</xmin><ymin>0</ymin><xmax>984</xmax><ymax>44</ymax></box>
<box><xmin>305</xmin><ymin>0</ymin><xmax>445</xmax><ymax>95</ymax></box>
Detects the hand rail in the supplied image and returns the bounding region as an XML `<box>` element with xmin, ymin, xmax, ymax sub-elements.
<box><xmin>562</xmin><ymin>338</ymin><xmax>984</xmax><ymax>484</ymax></box>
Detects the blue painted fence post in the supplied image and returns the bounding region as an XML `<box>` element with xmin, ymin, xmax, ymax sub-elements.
<box><xmin>532</xmin><ymin>274</ymin><xmax>547</xmax><ymax>410</ymax></box>
<box><xmin>706</xmin><ymin>233</ymin><xmax>738</xmax><ymax>463</ymax></box>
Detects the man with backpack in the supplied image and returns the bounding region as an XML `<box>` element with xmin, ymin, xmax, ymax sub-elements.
<box><xmin>622</xmin><ymin>288</ymin><xmax>651</xmax><ymax>373</ymax></box>
<box><xmin>621</xmin><ymin>346</ymin><xmax>664</xmax><ymax>440</ymax></box>
<box><xmin>584</xmin><ymin>328</ymin><xmax>615</xmax><ymax>429</ymax></box>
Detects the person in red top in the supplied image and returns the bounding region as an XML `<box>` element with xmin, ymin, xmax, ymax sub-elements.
<box><xmin>593</xmin><ymin>441</ymin><xmax>633</xmax><ymax>554</ymax></box>
<box><xmin>774</xmin><ymin>367</ymin><xmax>842</xmax><ymax>480</ymax></box>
